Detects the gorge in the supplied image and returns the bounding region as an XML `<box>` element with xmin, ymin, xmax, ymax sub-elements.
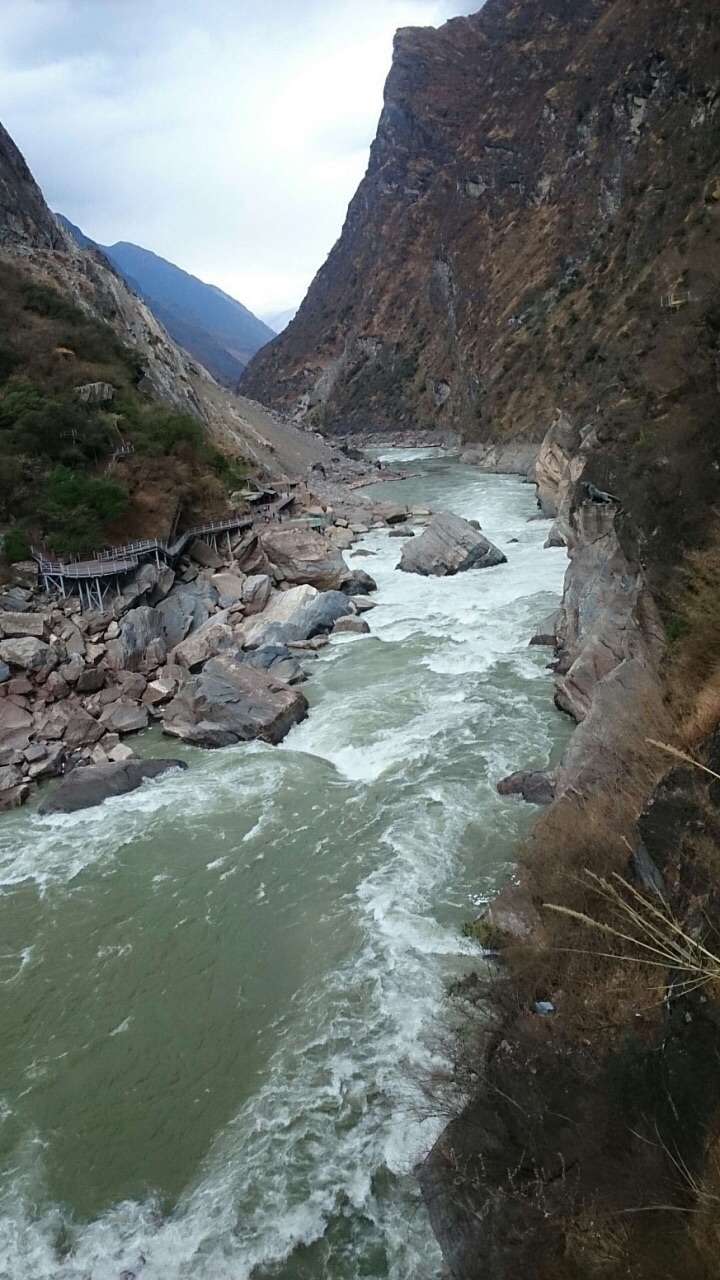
<box><xmin>0</xmin><ymin>0</ymin><xmax>719</xmax><ymax>1275</ymax></box>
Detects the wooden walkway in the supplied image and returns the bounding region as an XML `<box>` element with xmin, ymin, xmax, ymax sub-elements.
<box><xmin>31</xmin><ymin>514</ymin><xmax>254</xmax><ymax>610</ymax></box>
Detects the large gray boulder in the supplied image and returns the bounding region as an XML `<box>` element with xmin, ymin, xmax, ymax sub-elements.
<box><xmin>162</xmin><ymin>653</ymin><xmax>308</xmax><ymax>747</ymax></box>
<box><xmin>0</xmin><ymin>610</ymin><xmax>47</xmax><ymax>639</ymax></box>
<box><xmin>398</xmin><ymin>511</ymin><xmax>507</xmax><ymax>577</ymax></box>
<box><xmin>0</xmin><ymin>635</ymin><xmax>57</xmax><ymax>674</ymax></box>
<box><xmin>259</xmin><ymin>527</ymin><xmax>351</xmax><ymax>591</ymax></box>
<box><xmin>169</xmin><ymin>613</ymin><xmax>237</xmax><ymax>669</ymax></box>
<box><xmin>155</xmin><ymin>583</ymin><xmax>215</xmax><ymax>648</ymax></box>
<box><xmin>105</xmin><ymin>606</ymin><xmax>166</xmax><ymax>671</ymax></box>
<box><xmin>238</xmin><ymin>645</ymin><xmax>307</xmax><ymax>685</ymax></box>
<box><xmin>240</xmin><ymin>585</ymin><xmax>351</xmax><ymax>649</ymax></box>
<box><xmin>39</xmin><ymin>758</ymin><xmax>187</xmax><ymax>815</ymax></box>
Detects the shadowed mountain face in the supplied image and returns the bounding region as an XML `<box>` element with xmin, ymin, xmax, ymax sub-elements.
<box><xmin>59</xmin><ymin>217</ymin><xmax>274</xmax><ymax>385</ymax></box>
<box><xmin>240</xmin><ymin>0</ymin><xmax>720</xmax><ymax>456</ymax></box>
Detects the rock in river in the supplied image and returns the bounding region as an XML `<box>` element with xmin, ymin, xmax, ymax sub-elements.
<box><xmin>397</xmin><ymin>511</ymin><xmax>506</xmax><ymax>577</ymax></box>
<box><xmin>259</xmin><ymin>527</ymin><xmax>352</xmax><ymax>592</ymax></box>
<box><xmin>162</xmin><ymin>653</ymin><xmax>308</xmax><ymax>747</ymax></box>
<box><xmin>39</xmin><ymin>759</ymin><xmax>187</xmax><ymax>815</ymax></box>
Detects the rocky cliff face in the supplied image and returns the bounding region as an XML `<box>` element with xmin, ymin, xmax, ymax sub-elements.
<box><xmin>242</xmin><ymin>0</ymin><xmax>720</xmax><ymax>528</ymax></box>
<box><xmin>0</xmin><ymin>123</ymin><xmax>330</xmax><ymax>482</ymax></box>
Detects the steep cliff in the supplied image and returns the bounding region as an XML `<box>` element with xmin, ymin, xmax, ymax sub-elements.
<box><xmin>243</xmin><ymin>0</ymin><xmax>720</xmax><ymax>527</ymax></box>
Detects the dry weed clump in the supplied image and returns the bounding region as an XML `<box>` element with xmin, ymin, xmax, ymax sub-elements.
<box><xmin>664</xmin><ymin>529</ymin><xmax>720</xmax><ymax>746</ymax></box>
<box><xmin>498</xmin><ymin>733</ymin><xmax>674</xmax><ymax>1038</ymax></box>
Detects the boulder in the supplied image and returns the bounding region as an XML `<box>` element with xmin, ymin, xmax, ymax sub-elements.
<box><xmin>142</xmin><ymin>677</ymin><xmax>177</xmax><ymax>706</ymax></box>
<box><xmin>241</xmin><ymin>574</ymin><xmax>272</xmax><ymax>615</ymax></box>
<box><xmin>75</xmin><ymin>667</ymin><xmax>105</xmax><ymax>694</ymax></box>
<box><xmin>0</xmin><ymin>700</ymin><xmax>33</xmax><ymax>732</ymax></box>
<box><xmin>0</xmin><ymin>765</ymin><xmax>31</xmax><ymax>811</ymax></box>
<box><xmin>332</xmin><ymin>616</ymin><xmax>371</xmax><ymax>635</ymax></box>
<box><xmin>398</xmin><ymin>512</ymin><xmax>506</xmax><ymax>577</ymax></box>
<box><xmin>231</xmin><ymin>531</ymin><xmax>273</xmax><ymax>577</ymax></box>
<box><xmin>388</xmin><ymin>527</ymin><xmax>415</xmax><ymax>539</ymax></box>
<box><xmin>38</xmin><ymin>758</ymin><xmax>188</xmax><ymax>815</ymax></box>
<box><xmin>374</xmin><ymin>500</ymin><xmax>409</xmax><ymax>525</ymax></box>
<box><xmin>188</xmin><ymin>538</ymin><xmax>224</xmax><ymax>569</ymax></box>
<box><xmin>44</xmin><ymin>671</ymin><xmax>70</xmax><ymax>700</ymax></box>
<box><xmin>341</xmin><ymin>569</ymin><xmax>377</xmax><ymax>596</ymax></box>
<box><xmin>238</xmin><ymin>645</ymin><xmax>306</xmax><ymax>686</ymax></box>
<box><xmin>58</xmin><ymin>654</ymin><xmax>85</xmax><ymax>684</ymax></box>
<box><xmin>115</xmin><ymin>671</ymin><xmax>148</xmax><ymax>700</ymax></box>
<box><xmin>240</xmin><ymin>585</ymin><xmax>351</xmax><ymax>649</ymax></box>
<box><xmin>105</xmin><ymin>606</ymin><xmax>165</xmax><ymax>671</ymax></box>
<box><xmin>496</xmin><ymin>770</ymin><xmax>556</xmax><ymax>805</ymax></box>
<box><xmin>27</xmin><ymin>743</ymin><xmax>67</xmax><ymax>781</ymax></box>
<box><xmin>156</xmin><ymin>586</ymin><xmax>212</xmax><ymax>648</ymax></box>
<box><xmin>259</xmin><ymin>527</ymin><xmax>352</xmax><ymax>591</ymax></box>
<box><xmin>163</xmin><ymin>653</ymin><xmax>308</xmax><ymax>747</ymax></box>
<box><xmin>169</xmin><ymin>614</ymin><xmax>237</xmax><ymax>669</ymax></box>
<box><xmin>63</xmin><ymin>707</ymin><xmax>105</xmax><ymax>748</ymax></box>
<box><xmin>0</xmin><ymin>660</ymin><xmax>9</xmax><ymax>684</ymax></box>
<box><xmin>210</xmin><ymin>571</ymin><xmax>246</xmax><ymax>606</ymax></box>
<box><xmin>0</xmin><ymin>610</ymin><xmax>46</xmax><ymax>639</ymax></box>
<box><xmin>0</xmin><ymin>635</ymin><xmax>57</xmax><ymax>675</ymax></box>
<box><xmin>99</xmin><ymin>699</ymin><xmax>149</xmax><ymax>735</ymax></box>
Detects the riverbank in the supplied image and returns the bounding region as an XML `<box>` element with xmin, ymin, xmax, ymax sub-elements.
<box><xmin>419</xmin><ymin>422</ymin><xmax>720</xmax><ymax>1279</ymax></box>
<box><xmin>0</xmin><ymin>452</ymin><xmax>569</xmax><ymax>1280</ymax></box>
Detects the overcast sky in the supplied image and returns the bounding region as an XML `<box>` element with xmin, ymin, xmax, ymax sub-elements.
<box><xmin>0</xmin><ymin>0</ymin><xmax>477</xmax><ymax>319</ymax></box>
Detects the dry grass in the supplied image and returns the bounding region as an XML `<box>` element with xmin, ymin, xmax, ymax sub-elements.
<box><xmin>664</xmin><ymin>529</ymin><xmax>720</xmax><ymax>747</ymax></box>
<box><xmin>546</xmin><ymin>869</ymin><xmax>720</xmax><ymax>1000</ymax></box>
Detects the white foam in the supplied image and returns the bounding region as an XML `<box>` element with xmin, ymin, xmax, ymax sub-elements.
<box><xmin>0</xmin><ymin>461</ymin><xmax>570</xmax><ymax>1279</ymax></box>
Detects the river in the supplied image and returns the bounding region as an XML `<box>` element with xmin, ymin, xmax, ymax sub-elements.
<box><xmin>0</xmin><ymin>450</ymin><xmax>570</xmax><ymax>1280</ymax></box>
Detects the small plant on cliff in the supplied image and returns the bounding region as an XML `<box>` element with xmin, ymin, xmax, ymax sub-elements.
<box><xmin>2</xmin><ymin>528</ymin><xmax>30</xmax><ymax>564</ymax></box>
<box><xmin>546</xmin><ymin>868</ymin><xmax>720</xmax><ymax>998</ymax></box>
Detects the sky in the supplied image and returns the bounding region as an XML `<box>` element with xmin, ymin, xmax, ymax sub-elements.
<box><xmin>0</xmin><ymin>0</ymin><xmax>477</xmax><ymax>321</ymax></box>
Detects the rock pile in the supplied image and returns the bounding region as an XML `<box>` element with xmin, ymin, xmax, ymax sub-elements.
<box><xmin>0</xmin><ymin>506</ymin><xmax>388</xmax><ymax>812</ymax></box>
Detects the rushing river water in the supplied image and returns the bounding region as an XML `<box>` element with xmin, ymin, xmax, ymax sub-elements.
<box><xmin>0</xmin><ymin>451</ymin><xmax>570</xmax><ymax>1280</ymax></box>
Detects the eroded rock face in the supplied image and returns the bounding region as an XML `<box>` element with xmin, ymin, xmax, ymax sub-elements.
<box><xmin>398</xmin><ymin>512</ymin><xmax>506</xmax><ymax>577</ymax></box>
<box><xmin>554</xmin><ymin>501</ymin><xmax>664</xmax><ymax>724</ymax></box>
<box><xmin>259</xmin><ymin>527</ymin><xmax>352</xmax><ymax>592</ymax></box>
<box><xmin>38</xmin><ymin>759</ymin><xmax>187</xmax><ymax>815</ymax></box>
<box><xmin>162</xmin><ymin>654</ymin><xmax>308</xmax><ymax>747</ymax></box>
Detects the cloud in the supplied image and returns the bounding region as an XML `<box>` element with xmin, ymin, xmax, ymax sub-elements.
<box><xmin>0</xmin><ymin>0</ymin><xmax>477</xmax><ymax>315</ymax></box>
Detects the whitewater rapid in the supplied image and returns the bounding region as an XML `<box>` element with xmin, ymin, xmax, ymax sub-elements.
<box><xmin>0</xmin><ymin>451</ymin><xmax>569</xmax><ymax>1280</ymax></box>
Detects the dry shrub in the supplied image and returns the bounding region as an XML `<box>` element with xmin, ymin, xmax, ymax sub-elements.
<box><xmin>665</xmin><ymin>528</ymin><xmax>720</xmax><ymax>746</ymax></box>
<box><xmin>500</xmin><ymin>733</ymin><xmax>675</xmax><ymax>1043</ymax></box>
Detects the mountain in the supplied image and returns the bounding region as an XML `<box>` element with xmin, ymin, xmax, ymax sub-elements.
<box><xmin>0</xmin><ymin>119</ymin><xmax>332</xmax><ymax>549</ymax></box>
<box><xmin>262</xmin><ymin>306</ymin><xmax>298</xmax><ymax>334</ymax></box>
<box><xmin>58</xmin><ymin>217</ymin><xmax>274</xmax><ymax>385</ymax></box>
<box><xmin>242</xmin><ymin>0</ymin><xmax>719</xmax><ymax>467</ymax></box>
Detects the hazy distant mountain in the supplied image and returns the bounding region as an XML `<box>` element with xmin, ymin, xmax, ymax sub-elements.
<box><xmin>58</xmin><ymin>216</ymin><xmax>274</xmax><ymax>386</ymax></box>
<box><xmin>262</xmin><ymin>307</ymin><xmax>298</xmax><ymax>334</ymax></box>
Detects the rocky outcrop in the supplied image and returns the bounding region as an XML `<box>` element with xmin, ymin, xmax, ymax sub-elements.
<box><xmin>38</xmin><ymin>758</ymin><xmax>187</xmax><ymax>815</ymax></box>
<box><xmin>553</xmin><ymin>499</ymin><xmax>664</xmax><ymax>724</ymax></box>
<box><xmin>259</xmin><ymin>527</ymin><xmax>352</xmax><ymax>591</ymax></box>
<box><xmin>162</xmin><ymin>653</ymin><xmax>308</xmax><ymax>747</ymax></box>
<box><xmin>240</xmin><ymin>585</ymin><xmax>352</xmax><ymax>648</ymax></box>
<box><xmin>398</xmin><ymin>512</ymin><xmax>506</xmax><ymax>576</ymax></box>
